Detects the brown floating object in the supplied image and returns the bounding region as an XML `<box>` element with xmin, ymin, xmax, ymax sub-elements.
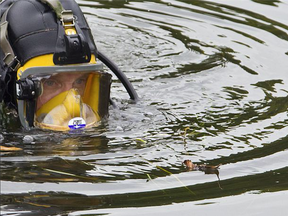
<box><xmin>183</xmin><ymin>159</ymin><xmax>221</xmax><ymax>172</ymax></box>
<box><xmin>183</xmin><ymin>159</ymin><xmax>223</xmax><ymax>190</ymax></box>
<box><xmin>183</xmin><ymin>159</ymin><xmax>196</xmax><ymax>170</ymax></box>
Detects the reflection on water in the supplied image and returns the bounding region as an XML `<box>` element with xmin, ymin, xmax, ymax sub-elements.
<box><xmin>1</xmin><ymin>0</ymin><xmax>288</xmax><ymax>215</ymax></box>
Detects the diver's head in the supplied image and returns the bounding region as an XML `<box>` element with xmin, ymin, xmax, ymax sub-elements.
<box><xmin>16</xmin><ymin>60</ymin><xmax>111</xmax><ymax>131</ymax></box>
<box><xmin>0</xmin><ymin>0</ymin><xmax>112</xmax><ymax>131</ymax></box>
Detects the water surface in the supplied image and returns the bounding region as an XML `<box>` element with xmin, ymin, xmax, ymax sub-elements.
<box><xmin>1</xmin><ymin>0</ymin><xmax>288</xmax><ymax>215</ymax></box>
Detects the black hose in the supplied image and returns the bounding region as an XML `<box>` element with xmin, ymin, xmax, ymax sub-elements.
<box><xmin>97</xmin><ymin>50</ymin><xmax>139</xmax><ymax>102</ymax></box>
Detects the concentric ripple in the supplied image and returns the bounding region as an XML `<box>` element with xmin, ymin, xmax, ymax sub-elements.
<box><xmin>1</xmin><ymin>0</ymin><xmax>288</xmax><ymax>215</ymax></box>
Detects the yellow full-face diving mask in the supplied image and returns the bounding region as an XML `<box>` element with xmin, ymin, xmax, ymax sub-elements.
<box><xmin>16</xmin><ymin>57</ymin><xmax>112</xmax><ymax>131</ymax></box>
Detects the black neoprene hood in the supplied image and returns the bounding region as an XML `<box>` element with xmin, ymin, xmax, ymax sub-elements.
<box><xmin>0</xmin><ymin>0</ymin><xmax>97</xmax><ymax>66</ymax></box>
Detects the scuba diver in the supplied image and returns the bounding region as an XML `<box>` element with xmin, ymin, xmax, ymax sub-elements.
<box><xmin>0</xmin><ymin>0</ymin><xmax>138</xmax><ymax>131</ymax></box>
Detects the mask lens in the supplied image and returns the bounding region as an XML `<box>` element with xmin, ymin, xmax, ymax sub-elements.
<box><xmin>31</xmin><ymin>71</ymin><xmax>111</xmax><ymax>131</ymax></box>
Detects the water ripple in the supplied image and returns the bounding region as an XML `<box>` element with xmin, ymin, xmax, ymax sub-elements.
<box><xmin>1</xmin><ymin>0</ymin><xmax>288</xmax><ymax>215</ymax></box>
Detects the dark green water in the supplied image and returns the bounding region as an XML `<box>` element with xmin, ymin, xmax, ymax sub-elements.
<box><xmin>1</xmin><ymin>0</ymin><xmax>288</xmax><ymax>215</ymax></box>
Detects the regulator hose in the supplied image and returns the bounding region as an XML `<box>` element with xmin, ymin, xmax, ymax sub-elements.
<box><xmin>97</xmin><ymin>50</ymin><xmax>139</xmax><ymax>102</ymax></box>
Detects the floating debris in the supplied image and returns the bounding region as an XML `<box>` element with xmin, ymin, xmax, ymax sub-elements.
<box><xmin>183</xmin><ymin>159</ymin><xmax>222</xmax><ymax>189</ymax></box>
<box><xmin>23</xmin><ymin>135</ymin><xmax>34</xmax><ymax>144</ymax></box>
<box><xmin>178</xmin><ymin>127</ymin><xmax>190</xmax><ymax>138</ymax></box>
<box><xmin>183</xmin><ymin>160</ymin><xmax>221</xmax><ymax>173</ymax></box>
<box><xmin>135</xmin><ymin>138</ymin><xmax>147</xmax><ymax>144</ymax></box>
<box><xmin>0</xmin><ymin>145</ymin><xmax>22</xmax><ymax>151</ymax></box>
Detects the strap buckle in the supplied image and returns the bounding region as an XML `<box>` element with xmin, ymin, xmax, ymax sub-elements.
<box><xmin>3</xmin><ymin>53</ymin><xmax>21</xmax><ymax>71</ymax></box>
<box><xmin>60</xmin><ymin>10</ymin><xmax>75</xmax><ymax>27</ymax></box>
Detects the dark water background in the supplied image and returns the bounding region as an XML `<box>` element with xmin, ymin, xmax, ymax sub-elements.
<box><xmin>1</xmin><ymin>0</ymin><xmax>288</xmax><ymax>215</ymax></box>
